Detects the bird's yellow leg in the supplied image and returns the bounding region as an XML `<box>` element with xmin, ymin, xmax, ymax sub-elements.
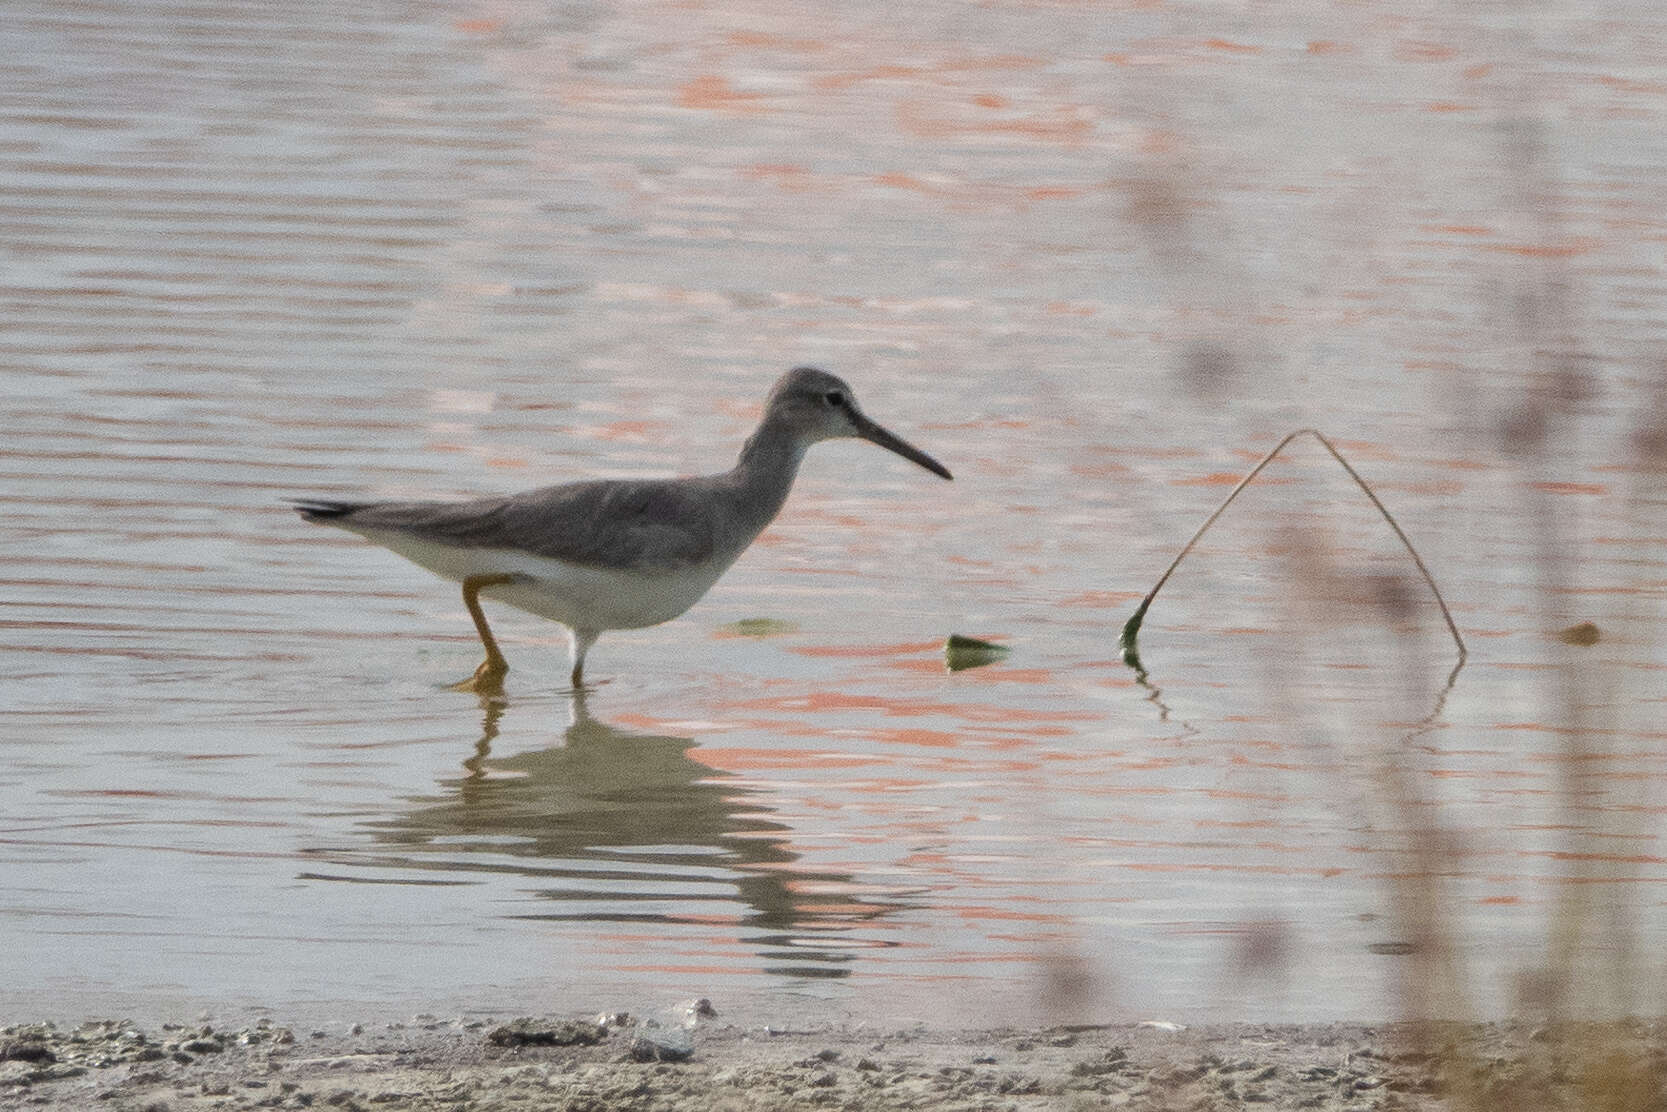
<box><xmin>451</xmin><ymin>573</ymin><xmax>517</xmax><ymax>694</ymax></box>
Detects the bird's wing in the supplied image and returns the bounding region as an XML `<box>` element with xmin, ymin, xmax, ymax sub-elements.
<box><xmin>320</xmin><ymin>478</ymin><xmax>727</xmax><ymax>571</ymax></box>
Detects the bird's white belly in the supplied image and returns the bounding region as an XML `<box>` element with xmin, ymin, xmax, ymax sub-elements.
<box><xmin>352</xmin><ymin>529</ymin><xmax>737</xmax><ymax>632</ymax></box>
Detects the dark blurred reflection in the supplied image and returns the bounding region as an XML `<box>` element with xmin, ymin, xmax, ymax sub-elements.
<box><xmin>314</xmin><ymin>692</ymin><xmax>906</xmax><ymax>979</ymax></box>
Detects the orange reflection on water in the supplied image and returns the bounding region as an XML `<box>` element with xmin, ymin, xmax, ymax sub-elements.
<box><xmin>813</xmin><ymin>53</ymin><xmax>1040</xmax><ymax>93</ymax></box>
<box><xmin>1486</xmin><ymin>237</ymin><xmax>1604</xmax><ymax>259</ymax></box>
<box><xmin>1530</xmin><ymin>480</ymin><xmax>1608</xmax><ymax>495</ymax></box>
<box><xmin>1120</xmin><ymin>861</ymin><xmax>1350</xmax><ymax>878</ymax></box>
<box><xmin>691</xmin><ymin>747</ymin><xmax>884</xmax><ymax>773</ymax></box>
<box><xmin>786</xmin><ymin>641</ymin><xmax>943</xmax><ymax>659</ymax></box>
<box><xmin>1173</xmin><ymin>470</ymin><xmax>1286</xmax><ymax>487</ymax></box>
<box><xmin>1203</xmin><ymin>38</ymin><xmax>1262</xmax><ymax>55</ymax></box>
<box><xmin>955</xmin><ymin>904</ymin><xmax>1073</xmax><ymax>925</ymax></box>
<box><xmin>1394</xmin><ymin>41</ymin><xmax>1458</xmax><ymax>62</ymax></box>
<box><xmin>678</xmin><ymin>74</ymin><xmax>770</xmax><ymax>113</ymax></box>
<box><xmin>895</xmin><ymin>99</ymin><xmax>1094</xmax><ymax>144</ymax></box>
<box><xmin>715</xmin><ymin>690</ymin><xmax>1099</xmax><ymax>726</ymax></box>
<box><xmin>1061</xmin><ymin>589</ymin><xmax>1143</xmax><ymax>607</ymax></box>
<box><xmin>742</xmin><ymin>163</ymin><xmax>814</xmax><ymax>192</ymax></box>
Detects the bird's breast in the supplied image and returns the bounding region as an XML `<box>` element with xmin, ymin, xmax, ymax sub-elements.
<box><xmin>483</xmin><ymin>550</ymin><xmax>739</xmax><ymax>632</ymax></box>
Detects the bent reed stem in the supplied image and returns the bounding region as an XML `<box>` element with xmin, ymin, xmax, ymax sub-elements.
<box><xmin>1121</xmin><ymin>428</ymin><xmax>1467</xmax><ymax>670</ymax></box>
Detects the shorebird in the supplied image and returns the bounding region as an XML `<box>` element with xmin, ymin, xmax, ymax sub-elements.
<box><xmin>292</xmin><ymin>367</ymin><xmax>951</xmax><ymax>692</ymax></box>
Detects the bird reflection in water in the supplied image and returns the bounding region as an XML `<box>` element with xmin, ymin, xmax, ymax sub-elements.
<box><xmin>336</xmin><ymin>691</ymin><xmax>909</xmax><ymax>979</ymax></box>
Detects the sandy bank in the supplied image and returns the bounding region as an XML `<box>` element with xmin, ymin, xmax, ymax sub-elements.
<box><xmin>5</xmin><ymin>1012</ymin><xmax>1664</xmax><ymax>1110</ymax></box>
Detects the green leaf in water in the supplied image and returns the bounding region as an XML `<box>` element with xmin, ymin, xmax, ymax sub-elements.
<box><xmin>718</xmin><ymin>617</ymin><xmax>799</xmax><ymax>638</ymax></box>
<box><xmin>1558</xmin><ymin>621</ymin><xmax>1600</xmax><ymax>646</ymax></box>
<box><xmin>945</xmin><ymin>634</ymin><xmax>1011</xmax><ymax>672</ymax></box>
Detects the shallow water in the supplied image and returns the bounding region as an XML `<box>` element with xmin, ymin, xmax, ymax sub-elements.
<box><xmin>3</xmin><ymin>0</ymin><xmax>1667</xmax><ymax>1025</ymax></box>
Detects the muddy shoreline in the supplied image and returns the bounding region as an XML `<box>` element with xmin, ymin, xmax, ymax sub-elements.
<box><xmin>4</xmin><ymin>1012</ymin><xmax>1662</xmax><ymax>1110</ymax></box>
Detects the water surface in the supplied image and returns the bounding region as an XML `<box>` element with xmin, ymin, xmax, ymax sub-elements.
<box><xmin>4</xmin><ymin>0</ymin><xmax>1667</xmax><ymax>1024</ymax></box>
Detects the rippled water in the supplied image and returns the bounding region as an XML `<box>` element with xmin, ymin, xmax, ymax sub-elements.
<box><xmin>4</xmin><ymin>0</ymin><xmax>1667</xmax><ymax>1024</ymax></box>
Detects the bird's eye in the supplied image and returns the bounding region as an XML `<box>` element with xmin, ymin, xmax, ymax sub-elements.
<box><xmin>823</xmin><ymin>390</ymin><xmax>845</xmax><ymax>407</ymax></box>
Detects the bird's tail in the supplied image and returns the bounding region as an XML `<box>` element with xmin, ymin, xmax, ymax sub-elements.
<box><xmin>289</xmin><ymin>498</ymin><xmax>371</xmax><ymax>522</ymax></box>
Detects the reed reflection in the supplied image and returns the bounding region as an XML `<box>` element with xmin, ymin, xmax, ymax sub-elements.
<box><xmin>346</xmin><ymin>692</ymin><xmax>906</xmax><ymax>979</ymax></box>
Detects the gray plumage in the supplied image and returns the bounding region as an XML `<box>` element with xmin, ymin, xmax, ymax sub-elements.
<box><xmin>291</xmin><ymin>366</ymin><xmax>951</xmax><ymax>689</ymax></box>
<box><xmin>292</xmin><ymin>475</ymin><xmax>743</xmax><ymax>572</ymax></box>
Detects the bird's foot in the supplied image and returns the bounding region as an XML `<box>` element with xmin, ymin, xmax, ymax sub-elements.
<box><xmin>563</xmin><ymin>670</ymin><xmax>613</xmax><ymax>694</ymax></box>
<box><xmin>451</xmin><ymin>658</ymin><xmax>508</xmax><ymax>696</ymax></box>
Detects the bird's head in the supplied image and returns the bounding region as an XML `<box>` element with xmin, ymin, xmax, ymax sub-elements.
<box><xmin>762</xmin><ymin>366</ymin><xmax>952</xmax><ymax>479</ymax></box>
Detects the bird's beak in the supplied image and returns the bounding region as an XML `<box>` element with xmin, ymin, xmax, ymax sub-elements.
<box><xmin>851</xmin><ymin>411</ymin><xmax>953</xmax><ymax>480</ymax></box>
